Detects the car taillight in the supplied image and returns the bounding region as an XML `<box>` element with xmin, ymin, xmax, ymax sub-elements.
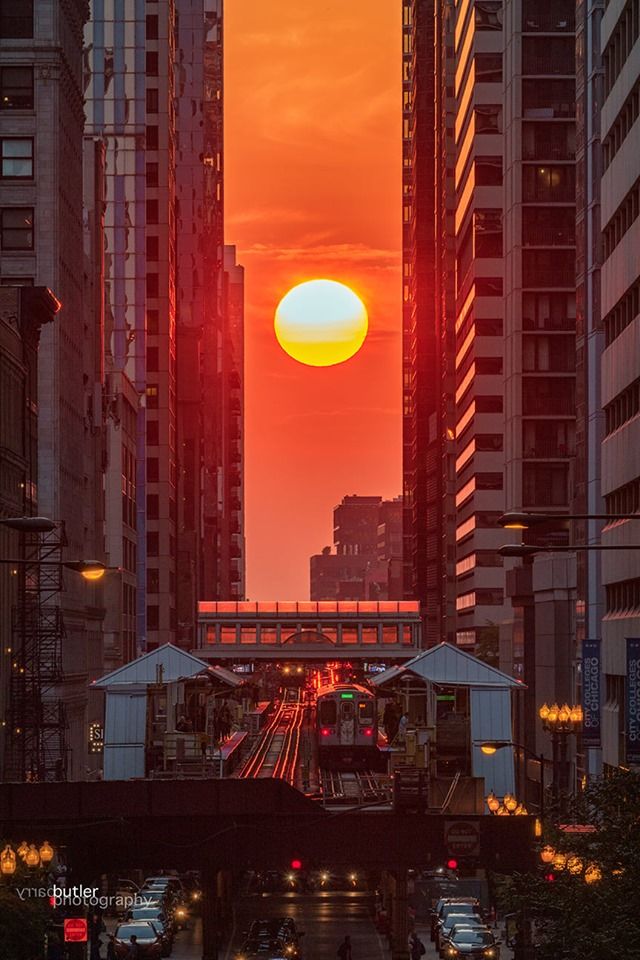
<box><xmin>363</xmin><ymin>727</ymin><xmax>373</xmax><ymax>736</ymax></box>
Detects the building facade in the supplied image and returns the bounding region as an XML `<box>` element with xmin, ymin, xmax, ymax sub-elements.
<box><xmin>599</xmin><ymin>0</ymin><xmax>640</xmax><ymax>771</ymax></box>
<box><xmin>310</xmin><ymin>495</ymin><xmax>403</xmax><ymax>601</ymax></box>
<box><xmin>0</xmin><ymin>0</ymin><xmax>108</xmax><ymax>780</ymax></box>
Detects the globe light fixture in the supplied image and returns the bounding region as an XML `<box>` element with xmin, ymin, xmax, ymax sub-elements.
<box><xmin>552</xmin><ymin>852</ymin><xmax>567</xmax><ymax>870</ymax></box>
<box><xmin>540</xmin><ymin>845</ymin><xmax>555</xmax><ymax>864</ymax></box>
<box><xmin>584</xmin><ymin>864</ymin><xmax>602</xmax><ymax>884</ymax></box>
<box><xmin>39</xmin><ymin>841</ymin><xmax>54</xmax><ymax>864</ymax></box>
<box><xmin>504</xmin><ymin>793</ymin><xmax>518</xmax><ymax>813</ymax></box>
<box><xmin>1</xmin><ymin>845</ymin><xmax>16</xmax><ymax>876</ymax></box>
<box><xmin>567</xmin><ymin>856</ymin><xmax>583</xmax><ymax>875</ymax></box>
<box><xmin>25</xmin><ymin>845</ymin><xmax>40</xmax><ymax>868</ymax></box>
<box><xmin>17</xmin><ymin>841</ymin><xmax>28</xmax><ymax>860</ymax></box>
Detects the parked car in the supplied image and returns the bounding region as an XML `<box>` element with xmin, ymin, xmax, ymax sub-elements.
<box><xmin>235</xmin><ymin>939</ymin><xmax>291</xmax><ymax>960</ymax></box>
<box><xmin>443</xmin><ymin>927</ymin><xmax>501</xmax><ymax>959</ymax></box>
<box><xmin>113</xmin><ymin>921</ymin><xmax>163</xmax><ymax>959</ymax></box>
<box><xmin>247</xmin><ymin>919</ymin><xmax>302</xmax><ymax>958</ymax></box>
<box><xmin>431</xmin><ymin>898</ymin><xmax>480</xmax><ymax>941</ymax></box>
<box><xmin>435</xmin><ymin>903</ymin><xmax>483</xmax><ymax>951</ymax></box>
<box><xmin>439</xmin><ymin>919</ymin><xmax>488</xmax><ymax>958</ymax></box>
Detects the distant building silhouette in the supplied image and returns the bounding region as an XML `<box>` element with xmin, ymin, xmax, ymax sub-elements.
<box><xmin>310</xmin><ymin>496</ymin><xmax>403</xmax><ymax>601</ymax></box>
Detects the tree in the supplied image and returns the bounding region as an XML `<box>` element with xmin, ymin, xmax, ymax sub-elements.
<box><xmin>0</xmin><ymin>886</ymin><xmax>49</xmax><ymax>960</ymax></box>
<box><xmin>496</xmin><ymin>770</ymin><xmax>640</xmax><ymax>960</ymax></box>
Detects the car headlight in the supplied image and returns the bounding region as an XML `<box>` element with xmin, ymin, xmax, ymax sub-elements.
<box><xmin>176</xmin><ymin>908</ymin><xmax>187</xmax><ymax>918</ymax></box>
<box><xmin>447</xmin><ymin>950</ymin><xmax>458</xmax><ymax>957</ymax></box>
<box><xmin>484</xmin><ymin>951</ymin><xmax>496</xmax><ymax>957</ymax></box>
<box><xmin>191</xmin><ymin>891</ymin><xmax>201</xmax><ymax>901</ymax></box>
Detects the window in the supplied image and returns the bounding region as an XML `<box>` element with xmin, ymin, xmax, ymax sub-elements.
<box><xmin>147</xmin><ymin>458</ymin><xmax>159</xmax><ymax>482</ymax></box>
<box><xmin>0</xmin><ymin>66</ymin><xmax>33</xmax><ymax>109</ymax></box>
<box><xmin>604</xmin><ymin>377</ymin><xmax>640</xmax><ymax>435</ymax></box>
<box><xmin>1</xmin><ymin>208</ymin><xmax>33</xmax><ymax>249</ymax></box>
<box><xmin>523</xmin><ymin>250</ymin><xmax>575</xmax><ymax>287</ymax></box>
<box><xmin>523</xmin><ymin>164</ymin><xmax>575</xmax><ymax>202</ymax></box>
<box><xmin>146</xmin><ymin>52</ymin><xmax>159</xmax><ymax>77</ymax></box>
<box><xmin>522</xmin><ymin>79</ymin><xmax>575</xmax><ymax>118</ymax></box>
<box><xmin>147</xmin><ymin>236</ymin><xmax>159</xmax><ymax>261</ymax></box>
<box><xmin>146</xmin><ymin>385</ymin><xmax>158</xmax><ymax>409</ymax></box>
<box><xmin>146</xmin><ymin>162</ymin><xmax>158</xmax><ymax>187</ymax></box>
<box><xmin>146</xmin><ymin>199</ymin><xmax>158</xmax><ymax>224</ymax></box>
<box><xmin>147</xmin><ymin>604</ymin><xmax>160</xmax><ymax>630</ymax></box>
<box><xmin>522</xmin><ymin>292</ymin><xmax>575</xmax><ymax>330</ymax></box>
<box><xmin>475</xmin><ymin>54</ymin><xmax>502</xmax><ymax>84</ymax></box>
<box><xmin>475</xmin><ymin>105</ymin><xmax>502</xmax><ymax>134</ymax></box>
<box><xmin>319</xmin><ymin>700</ymin><xmax>337</xmax><ymax>725</ymax></box>
<box><xmin>147</xmin><ymin>532</ymin><xmax>159</xmax><ymax>557</ymax></box>
<box><xmin>146</xmin><ymin>87</ymin><xmax>159</xmax><ymax>113</ymax></box>
<box><xmin>474</xmin><ymin>209</ymin><xmax>502</xmax><ymax>257</ymax></box>
<box><xmin>147</xmin><ymin>309</ymin><xmax>159</xmax><ymax>335</ymax></box>
<box><xmin>147</xmin><ymin>569</ymin><xmax>160</xmax><ymax>593</ymax></box>
<box><xmin>476</xmin><ymin>472</ymin><xmax>503</xmax><ymax>490</ymax></box>
<box><xmin>146</xmin><ymin>272</ymin><xmax>159</xmax><ymax>297</ymax></box>
<box><xmin>475</xmin><ymin>1</ymin><xmax>502</xmax><ymax>30</ymax></box>
<box><xmin>475</xmin><ymin>357</ymin><xmax>503</xmax><ymax>375</ymax></box>
<box><xmin>1</xmin><ymin>138</ymin><xmax>33</xmax><ymax>178</ymax></box>
<box><xmin>147</xmin><ymin>347</ymin><xmax>159</xmax><ymax>372</ymax></box>
<box><xmin>523</xmin><ymin>37</ymin><xmax>575</xmax><ymax>75</ymax></box>
<box><xmin>523</xmin><ymin>377</ymin><xmax>575</xmax><ymax>415</ymax></box>
<box><xmin>146</xmin><ymin>125</ymin><xmax>159</xmax><ymax>149</ymax></box>
<box><xmin>475</xmin><ymin>277</ymin><xmax>503</xmax><ymax>297</ymax></box>
<box><xmin>475</xmin><ymin>157</ymin><xmax>502</xmax><ymax>186</ymax></box>
<box><xmin>147</xmin><ymin>420</ymin><xmax>159</xmax><ymax>446</ymax></box>
<box><xmin>523</xmin><ymin>122</ymin><xmax>575</xmax><ymax>161</ymax></box>
<box><xmin>0</xmin><ymin>276</ymin><xmax>33</xmax><ymax>286</ymax></box>
<box><xmin>475</xmin><ymin>395</ymin><xmax>503</xmax><ymax>413</ymax></box>
<box><xmin>146</xmin><ymin>14</ymin><xmax>159</xmax><ymax>39</ymax></box>
<box><xmin>523</xmin><ymin>206</ymin><xmax>575</xmax><ymax>245</ymax></box>
<box><xmin>0</xmin><ymin>0</ymin><xmax>34</xmax><ymax>38</ymax></box>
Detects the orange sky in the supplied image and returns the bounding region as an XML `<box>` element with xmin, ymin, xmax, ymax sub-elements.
<box><xmin>224</xmin><ymin>0</ymin><xmax>402</xmax><ymax>599</ymax></box>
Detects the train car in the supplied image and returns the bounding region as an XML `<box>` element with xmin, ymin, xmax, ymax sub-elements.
<box><xmin>316</xmin><ymin>683</ymin><xmax>378</xmax><ymax>766</ymax></box>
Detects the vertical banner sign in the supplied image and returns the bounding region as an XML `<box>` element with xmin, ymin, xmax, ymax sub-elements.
<box><xmin>627</xmin><ymin>639</ymin><xmax>640</xmax><ymax>765</ymax></box>
<box><xmin>582</xmin><ymin>639</ymin><xmax>601</xmax><ymax>745</ymax></box>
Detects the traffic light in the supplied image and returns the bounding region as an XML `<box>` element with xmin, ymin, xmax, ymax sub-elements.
<box><xmin>290</xmin><ymin>859</ymin><xmax>302</xmax><ymax>871</ymax></box>
<box><xmin>543</xmin><ymin>872</ymin><xmax>555</xmax><ymax>883</ymax></box>
<box><xmin>446</xmin><ymin>859</ymin><xmax>458</xmax><ymax>870</ymax></box>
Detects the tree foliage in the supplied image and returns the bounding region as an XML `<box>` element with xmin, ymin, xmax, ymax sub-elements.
<box><xmin>496</xmin><ymin>770</ymin><xmax>640</xmax><ymax>960</ymax></box>
<box><xmin>0</xmin><ymin>886</ymin><xmax>49</xmax><ymax>960</ymax></box>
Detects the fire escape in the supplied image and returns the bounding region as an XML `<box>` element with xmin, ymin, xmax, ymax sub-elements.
<box><xmin>5</xmin><ymin>525</ymin><xmax>67</xmax><ymax>782</ymax></box>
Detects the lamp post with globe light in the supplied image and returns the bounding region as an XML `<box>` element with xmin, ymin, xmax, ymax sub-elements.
<box><xmin>477</xmin><ymin>740</ymin><xmax>546</xmax><ymax>817</ymax></box>
<box><xmin>539</xmin><ymin>702</ymin><xmax>582</xmax><ymax>809</ymax></box>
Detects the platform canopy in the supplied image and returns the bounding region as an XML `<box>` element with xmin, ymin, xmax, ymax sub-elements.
<box><xmin>370</xmin><ymin>642</ymin><xmax>522</xmax><ymax>690</ymax></box>
<box><xmin>93</xmin><ymin>643</ymin><xmax>213</xmax><ymax>689</ymax></box>
<box><xmin>372</xmin><ymin>643</ymin><xmax>522</xmax><ymax>799</ymax></box>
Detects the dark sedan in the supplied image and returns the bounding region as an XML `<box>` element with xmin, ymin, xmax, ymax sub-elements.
<box><xmin>443</xmin><ymin>927</ymin><xmax>501</xmax><ymax>960</ymax></box>
<box><xmin>113</xmin><ymin>922</ymin><xmax>163</xmax><ymax>959</ymax></box>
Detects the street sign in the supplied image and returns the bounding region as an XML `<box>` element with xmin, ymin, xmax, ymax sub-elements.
<box><xmin>445</xmin><ymin>820</ymin><xmax>480</xmax><ymax>857</ymax></box>
<box><xmin>64</xmin><ymin>918</ymin><xmax>88</xmax><ymax>942</ymax></box>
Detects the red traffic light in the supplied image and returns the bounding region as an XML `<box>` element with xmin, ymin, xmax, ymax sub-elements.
<box><xmin>446</xmin><ymin>858</ymin><xmax>458</xmax><ymax>870</ymax></box>
<box><xmin>290</xmin><ymin>859</ymin><xmax>303</xmax><ymax>870</ymax></box>
<box><xmin>544</xmin><ymin>872</ymin><xmax>556</xmax><ymax>883</ymax></box>
<box><xmin>64</xmin><ymin>918</ymin><xmax>88</xmax><ymax>942</ymax></box>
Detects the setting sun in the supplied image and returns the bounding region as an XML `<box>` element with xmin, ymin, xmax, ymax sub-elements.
<box><xmin>274</xmin><ymin>279</ymin><xmax>369</xmax><ymax>367</ymax></box>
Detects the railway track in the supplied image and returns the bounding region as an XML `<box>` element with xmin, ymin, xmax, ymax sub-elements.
<box><xmin>238</xmin><ymin>689</ymin><xmax>304</xmax><ymax>784</ymax></box>
<box><xmin>319</xmin><ymin>768</ymin><xmax>391</xmax><ymax>804</ymax></box>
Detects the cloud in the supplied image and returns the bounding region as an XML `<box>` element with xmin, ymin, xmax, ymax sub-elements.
<box><xmin>242</xmin><ymin>241</ymin><xmax>399</xmax><ymax>269</ymax></box>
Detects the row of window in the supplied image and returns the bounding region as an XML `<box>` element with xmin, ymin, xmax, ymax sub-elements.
<box><xmin>455</xmin><ymin>511</ymin><xmax>503</xmax><ymax>543</ymax></box>
<box><xmin>0</xmin><ymin>138</ymin><xmax>33</xmax><ymax>178</ymax></box>
<box><xmin>605</xmin><ymin>577</ymin><xmax>640</xmax><ymax>615</ymax></box>
<box><xmin>147</xmin><ymin>605</ymin><xmax>178</xmax><ymax>632</ymax></box>
<box><xmin>522</xmin><ymin>37</ymin><xmax>575</xmax><ymax>77</ymax></box>
<box><xmin>456</xmin><ymin>550</ymin><xmax>503</xmax><ymax>578</ymax></box>
<box><xmin>603</xmin><ymin>275</ymin><xmax>640</xmax><ymax>345</ymax></box>
<box><xmin>523</xmin><ymin>463</ymin><xmax>569</xmax><ymax>506</ymax></box>
<box><xmin>456</xmin><ymin>589</ymin><xmax>504</xmax><ymax>612</ymax></box>
<box><xmin>0</xmin><ymin>65</ymin><xmax>33</xmax><ymax>109</ymax></box>
<box><xmin>603</xmin><ymin>77</ymin><xmax>640</xmax><ymax>172</ymax></box>
<box><xmin>0</xmin><ymin>207</ymin><xmax>33</xmax><ymax>250</ymax></box>
<box><xmin>604</xmin><ymin>477</ymin><xmax>640</xmax><ymax>517</ymax></box>
<box><xmin>603</xmin><ymin>0</ymin><xmax>640</xmax><ymax>98</ymax></box>
<box><xmin>604</xmin><ymin>375</ymin><xmax>640</xmax><ymax>435</ymax></box>
<box><xmin>522</xmin><ymin>164</ymin><xmax>575</xmax><ymax>202</ymax></box>
<box><xmin>602</xmin><ymin>176</ymin><xmax>640</xmax><ymax>259</ymax></box>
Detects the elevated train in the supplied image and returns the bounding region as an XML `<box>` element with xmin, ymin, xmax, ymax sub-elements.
<box><xmin>316</xmin><ymin>682</ymin><xmax>379</xmax><ymax>766</ymax></box>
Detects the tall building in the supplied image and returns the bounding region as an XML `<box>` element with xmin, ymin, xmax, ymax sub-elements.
<box><xmin>310</xmin><ymin>496</ymin><xmax>403</xmax><ymax>601</ymax></box>
<box><xmin>574</xmin><ymin>0</ymin><xmax>604</xmax><ymax>781</ymax></box>
<box><xmin>599</xmin><ymin>0</ymin><xmax>640</xmax><ymax>772</ymax></box>
<box><xmin>402</xmin><ymin>0</ymin><xmax>455</xmax><ymax>644</ymax></box>
<box><xmin>85</xmin><ymin>1</ymin><xmax>179</xmax><ymax>653</ymax></box>
<box><xmin>1</xmin><ymin>0</ymin><xmax>107</xmax><ymax>780</ymax></box>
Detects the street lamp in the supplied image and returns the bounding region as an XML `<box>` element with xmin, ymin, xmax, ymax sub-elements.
<box><xmin>498</xmin><ymin>511</ymin><xmax>640</xmax><ymax>529</ymax></box>
<box><xmin>477</xmin><ymin>740</ymin><xmax>546</xmax><ymax>816</ymax></box>
<box><xmin>0</xmin><ymin>517</ymin><xmax>58</xmax><ymax>534</ymax></box>
<box><xmin>0</xmin><ymin>558</ymin><xmax>109</xmax><ymax>581</ymax></box>
<box><xmin>539</xmin><ymin>702</ymin><xmax>582</xmax><ymax>808</ymax></box>
<box><xmin>499</xmin><ymin>543</ymin><xmax>640</xmax><ymax>557</ymax></box>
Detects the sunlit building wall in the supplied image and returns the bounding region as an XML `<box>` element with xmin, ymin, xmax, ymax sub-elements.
<box><xmin>85</xmin><ymin>0</ymin><xmax>178</xmax><ymax>652</ymax></box>
<box><xmin>599</xmin><ymin>0</ymin><xmax>640</xmax><ymax>771</ymax></box>
<box><xmin>451</xmin><ymin>0</ymin><xmax>509</xmax><ymax>654</ymax></box>
<box><xmin>402</xmin><ymin>0</ymin><xmax>454</xmax><ymax>644</ymax></box>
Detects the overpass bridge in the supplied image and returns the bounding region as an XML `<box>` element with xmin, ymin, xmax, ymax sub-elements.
<box><xmin>0</xmin><ymin>779</ymin><xmax>535</xmax><ymax>960</ymax></box>
<box><xmin>195</xmin><ymin>599</ymin><xmax>422</xmax><ymax>661</ymax></box>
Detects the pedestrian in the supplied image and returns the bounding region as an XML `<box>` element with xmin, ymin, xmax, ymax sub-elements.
<box><xmin>106</xmin><ymin>935</ymin><xmax>117</xmax><ymax>960</ymax></box>
<box><xmin>383</xmin><ymin>701</ymin><xmax>399</xmax><ymax>742</ymax></box>
<box><xmin>127</xmin><ymin>934</ymin><xmax>140</xmax><ymax>958</ymax></box>
<box><xmin>398</xmin><ymin>711</ymin><xmax>409</xmax><ymax>741</ymax></box>
<box><xmin>337</xmin><ymin>935</ymin><xmax>352</xmax><ymax>960</ymax></box>
<box><xmin>89</xmin><ymin>911</ymin><xmax>106</xmax><ymax>960</ymax></box>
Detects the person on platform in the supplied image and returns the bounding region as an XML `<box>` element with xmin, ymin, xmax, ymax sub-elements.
<box><xmin>337</xmin><ymin>935</ymin><xmax>353</xmax><ymax>960</ymax></box>
<box><xmin>383</xmin><ymin>701</ymin><xmax>399</xmax><ymax>742</ymax></box>
<box><xmin>398</xmin><ymin>711</ymin><xmax>410</xmax><ymax>742</ymax></box>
